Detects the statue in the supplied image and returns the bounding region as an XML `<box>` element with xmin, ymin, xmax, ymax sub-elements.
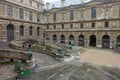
<box><xmin>28</xmin><ymin>51</ymin><xmax>33</xmax><ymax>60</ymax></box>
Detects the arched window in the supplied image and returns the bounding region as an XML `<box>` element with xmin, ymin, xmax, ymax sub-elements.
<box><xmin>69</xmin><ymin>35</ymin><xmax>74</xmax><ymax>45</ymax></box>
<box><xmin>78</xmin><ymin>35</ymin><xmax>84</xmax><ymax>46</ymax></box>
<box><xmin>60</xmin><ymin>35</ymin><xmax>65</xmax><ymax>43</ymax></box>
<box><xmin>7</xmin><ymin>24</ymin><xmax>14</xmax><ymax>41</ymax></box>
<box><xmin>53</xmin><ymin>35</ymin><xmax>57</xmax><ymax>42</ymax></box>
<box><xmin>102</xmin><ymin>35</ymin><xmax>110</xmax><ymax>48</ymax></box>
<box><xmin>116</xmin><ymin>35</ymin><xmax>120</xmax><ymax>49</ymax></box>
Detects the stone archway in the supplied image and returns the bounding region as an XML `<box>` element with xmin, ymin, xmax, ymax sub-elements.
<box><xmin>53</xmin><ymin>35</ymin><xmax>57</xmax><ymax>42</ymax></box>
<box><xmin>69</xmin><ymin>35</ymin><xmax>74</xmax><ymax>45</ymax></box>
<box><xmin>7</xmin><ymin>24</ymin><xmax>14</xmax><ymax>42</ymax></box>
<box><xmin>60</xmin><ymin>35</ymin><xmax>65</xmax><ymax>44</ymax></box>
<box><xmin>102</xmin><ymin>35</ymin><xmax>110</xmax><ymax>48</ymax></box>
<box><xmin>116</xmin><ymin>35</ymin><xmax>120</xmax><ymax>49</ymax></box>
<box><xmin>89</xmin><ymin>35</ymin><xmax>96</xmax><ymax>47</ymax></box>
<box><xmin>78</xmin><ymin>35</ymin><xmax>84</xmax><ymax>46</ymax></box>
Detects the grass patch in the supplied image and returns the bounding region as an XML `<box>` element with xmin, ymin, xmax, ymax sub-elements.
<box><xmin>33</xmin><ymin>44</ymin><xmax>43</xmax><ymax>49</ymax></box>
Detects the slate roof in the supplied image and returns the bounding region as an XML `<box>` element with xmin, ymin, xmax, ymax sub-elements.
<box><xmin>44</xmin><ymin>0</ymin><xmax>92</xmax><ymax>9</ymax></box>
<box><xmin>43</xmin><ymin>0</ymin><xmax>116</xmax><ymax>11</ymax></box>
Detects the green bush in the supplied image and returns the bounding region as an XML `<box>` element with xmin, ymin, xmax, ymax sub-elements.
<box><xmin>34</xmin><ymin>44</ymin><xmax>43</xmax><ymax>49</ymax></box>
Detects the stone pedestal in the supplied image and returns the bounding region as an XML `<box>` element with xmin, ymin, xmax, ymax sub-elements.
<box><xmin>26</xmin><ymin>58</ymin><xmax>35</xmax><ymax>68</ymax></box>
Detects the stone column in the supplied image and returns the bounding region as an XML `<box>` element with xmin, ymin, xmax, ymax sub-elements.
<box><xmin>85</xmin><ymin>32</ymin><xmax>90</xmax><ymax>47</ymax></box>
<box><xmin>96</xmin><ymin>32</ymin><xmax>102</xmax><ymax>48</ymax></box>
<box><xmin>2</xmin><ymin>24</ymin><xmax>7</xmax><ymax>42</ymax></box>
<box><xmin>14</xmin><ymin>23</ymin><xmax>20</xmax><ymax>41</ymax></box>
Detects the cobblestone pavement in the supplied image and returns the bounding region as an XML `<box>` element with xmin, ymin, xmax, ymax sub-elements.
<box><xmin>7</xmin><ymin>60</ymin><xmax>120</xmax><ymax>80</ymax></box>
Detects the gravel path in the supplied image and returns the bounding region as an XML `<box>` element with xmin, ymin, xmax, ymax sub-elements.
<box><xmin>79</xmin><ymin>48</ymin><xmax>120</xmax><ymax>67</ymax></box>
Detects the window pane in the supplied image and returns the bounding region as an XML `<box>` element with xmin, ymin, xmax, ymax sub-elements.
<box><xmin>62</xmin><ymin>24</ymin><xmax>64</xmax><ymax>29</ymax></box>
<box><xmin>91</xmin><ymin>7</ymin><xmax>96</xmax><ymax>18</ymax></box>
<box><xmin>20</xmin><ymin>26</ymin><xmax>24</xmax><ymax>36</ymax></box>
<box><xmin>29</xmin><ymin>0</ymin><xmax>32</xmax><ymax>6</ymax></box>
<box><xmin>70</xmin><ymin>10</ymin><xmax>74</xmax><ymax>20</ymax></box>
<box><xmin>19</xmin><ymin>8</ymin><xmax>24</xmax><ymax>19</ymax></box>
<box><xmin>7</xmin><ymin>5</ymin><xmax>13</xmax><ymax>17</ymax></box>
<box><xmin>105</xmin><ymin>21</ymin><xmax>109</xmax><ymax>28</ymax></box>
<box><xmin>37</xmin><ymin>13</ymin><xmax>40</xmax><ymax>22</ymax></box>
<box><xmin>37</xmin><ymin>27</ymin><xmax>40</xmax><ymax>36</ymax></box>
<box><xmin>80</xmin><ymin>23</ymin><xmax>83</xmax><ymax>28</ymax></box>
<box><xmin>29</xmin><ymin>11</ymin><xmax>33</xmax><ymax>21</ymax></box>
<box><xmin>92</xmin><ymin>23</ymin><xmax>95</xmax><ymax>28</ymax></box>
<box><xmin>54</xmin><ymin>25</ymin><xmax>56</xmax><ymax>29</ymax></box>
<box><xmin>53</xmin><ymin>13</ymin><xmax>56</xmax><ymax>21</ymax></box>
<box><xmin>70</xmin><ymin>24</ymin><xmax>73</xmax><ymax>29</ymax></box>
<box><xmin>29</xmin><ymin>27</ymin><xmax>32</xmax><ymax>36</ymax></box>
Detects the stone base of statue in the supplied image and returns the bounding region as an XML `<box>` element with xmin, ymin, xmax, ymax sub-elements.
<box><xmin>26</xmin><ymin>58</ymin><xmax>35</xmax><ymax>68</ymax></box>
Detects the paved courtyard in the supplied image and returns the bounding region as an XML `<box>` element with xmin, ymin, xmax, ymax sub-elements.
<box><xmin>1</xmin><ymin>42</ymin><xmax>120</xmax><ymax>80</ymax></box>
<box><xmin>7</xmin><ymin>60</ymin><xmax>120</xmax><ymax>80</ymax></box>
<box><xmin>78</xmin><ymin>47</ymin><xmax>120</xmax><ymax>67</ymax></box>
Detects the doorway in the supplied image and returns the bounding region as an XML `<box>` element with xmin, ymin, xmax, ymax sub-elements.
<box><xmin>89</xmin><ymin>35</ymin><xmax>96</xmax><ymax>47</ymax></box>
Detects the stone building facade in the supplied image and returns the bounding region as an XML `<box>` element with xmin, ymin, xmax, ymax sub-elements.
<box><xmin>0</xmin><ymin>0</ymin><xmax>120</xmax><ymax>49</ymax></box>
<box><xmin>0</xmin><ymin>0</ymin><xmax>44</xmax><ymax>42</ymax></box>
<box><xmin>43</xmin><ymin>0</ymin><xmax>120</xmax><ymax>49</ymax></box>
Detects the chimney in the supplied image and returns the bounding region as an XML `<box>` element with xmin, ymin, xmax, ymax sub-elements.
<box><xmin>61</xmin><ymin>0</ymin><xmax>65</xmax><ymax>8</ymax></box>
<box><xmin>46</xmin><ymin>2</ymin><xmax>50</xmax><ymax>10</ymax></box>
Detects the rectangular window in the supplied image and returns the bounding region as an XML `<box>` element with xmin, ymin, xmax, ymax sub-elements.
<box><xmin>70</xmin><ymin>24</ymin><xmax>73</xmax><ymax>29</ymax></box>
<box><xmin>80</xmin><ymin>23</ymin><xmax>83</xmax><ymax>28</ymax></box>
<box><xmin>47</xmin><ymin>25</ymin><xmax>49</xmax><ymax>29</ymax></box>
<box><xmin>70</xmin><ymin>10</ymin><xmax>74</xmax><ymax>20</ymax></box>
<box><xmin>19</xmin><ymin>8</ymin><xmax>24</xmax><ymax>19</ymax></box>
<box><xmin>29</xmin><ymin>11</ymin><xmax>33</xmax><ymax>21</ymax></box>
<box><xmin>91</xmin><ymin>7</ymin><xmax>96</xmax><ymax>18</ymax></box>
<box><xmin>37</xmin><ymin>13</ymin><xmax>40</xmax><ymax>22</ymax></box>
<box><xmin>54</xmin><ymin>25</ymin><xmax>56</xmax><ymax>29</ymax></box>
<box><xmin>37</xmin><ymin>3</ymin><xmax>39</xmax><ymax>9</ymax></box>
<box><xmin>92</xmin><ymin>22</ymin><xmax>95</xmax><ymax>28</ymax></box>
<box><xmin>7</xmin><ymin>5</ymin><xmax>13</xmax><ymax>17</ymax></box>
<box><xmin>20</xmin><ymin>26</ymin><xmax>24</xmax><ymax>36</ymax></box>
<box><xmin>29</xmin><ymin>0</ymin><xmax>32</xmax><ymax>6</ymax></box>
<box><xmin>29</xmin><ymin>27</ymin><xmax>32</xmax><ymax>36</ymax></box>
<box><xmin>37</xmin><ymin>27</ymin><xmax>40</xmax><ymax>36</ymax></box>
<box><xmin>53</xmin><ymin>13</ymin><xmax>56</xmax><ymax>22</ymax></box>
<box><xmin>62</xmin><ymin>24</ymin><xmax>64</xmax><ymax>29</ymax></box>
<box><xmin>105</xmin><ymin>21</ymin><xmax>109</xmax><ymax>28</ymax></box>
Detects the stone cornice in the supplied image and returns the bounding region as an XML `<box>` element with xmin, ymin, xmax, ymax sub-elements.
<box><xmin>1</xmin><ymin>0</ymin><xmax>43</xmax><ymax>13</ymax></box>
<box><xmin>0</xmin><ymin>16</ymin><xmax>43</xmax><ymax>25</ymax></box>
<box><xmin>42</xmin><ymin>17</ymin><xmax>120</xmax><ymax>25</ymax></box>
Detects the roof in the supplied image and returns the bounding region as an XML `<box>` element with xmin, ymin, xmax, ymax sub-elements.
<box><xmin>44</xmin><ymin>0</ymin><xmax>92</xmax><ymax>9</ymax></box>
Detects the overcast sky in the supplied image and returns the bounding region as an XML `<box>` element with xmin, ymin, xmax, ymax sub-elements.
<box><xmin>44</xmin><ymin>0</ymin><xmax>59</xmax><ymax>3</ymax></box>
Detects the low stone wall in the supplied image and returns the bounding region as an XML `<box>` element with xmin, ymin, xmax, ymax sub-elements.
<box><xmin>0</xmin><ymin>50</ymin><xmax>28</xmax><ymax>63</ymax></box>
<box><xmin>9</xmin><ymin>43</ymin><xmax>43</xmax><ymax>53</ymax></box>
<box><xmin>10</xmin><ymin>41</ymin><xmax>64</xmax><ymax>60</ymax></box>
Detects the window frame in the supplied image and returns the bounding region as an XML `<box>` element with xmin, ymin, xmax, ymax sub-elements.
<box><xmin>91</xmin><ymin>7</ymin><xmax>96</xmax><ymax>18</ymax></box>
